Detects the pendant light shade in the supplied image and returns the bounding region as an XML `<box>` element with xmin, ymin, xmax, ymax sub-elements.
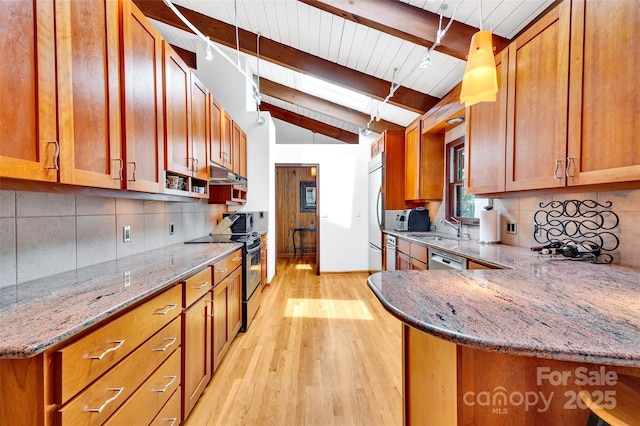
<box><xmin>460</xmin><ymin>30</ymin><xmax>497</xmax><ymax>107</ymax></box>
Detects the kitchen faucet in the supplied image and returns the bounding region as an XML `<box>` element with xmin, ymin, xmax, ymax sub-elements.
<box><xmin>440</xmin><ymin>217</ymin><xmax>462</xmax><ymax>238</ymax></box>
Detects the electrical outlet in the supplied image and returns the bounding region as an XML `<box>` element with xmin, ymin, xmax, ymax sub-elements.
<box><xmin>123</xmin><ymin>225</ymin><xmax>131</xmax><ymax>242</ymax></box>
<box><xmin>124</xmin><ymin>271</ymin><xmax>131</xmax><ymax>287</ymax></box>
<box><xmin>506</xmin><ymin>221</ymin><xmax>517</xmax><ymax>235</ymax></box>
<box><xmin>169</xmin><ymin>221</ymin><xmax>174</xmax><ymax>235</ymax></box>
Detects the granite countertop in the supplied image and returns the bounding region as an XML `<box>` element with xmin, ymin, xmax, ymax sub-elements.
<box><xmin>370</xmin><ymin>231</ymin><xmax>640</xmax><ymax>367</ymax></box>
<box><xmin>0</xmin><ymin>242</ymin><xmax>242</xmax><ymax>359</ymax></box>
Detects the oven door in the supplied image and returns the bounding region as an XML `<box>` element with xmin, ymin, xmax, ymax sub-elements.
<box><xmin>244</xmin><ymin>244</ymin><xmax>262</xmax><ymax>300</ymax></box>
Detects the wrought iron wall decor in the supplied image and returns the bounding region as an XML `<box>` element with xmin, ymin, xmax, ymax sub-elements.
<box><xmin>533</xmin><ymin>199</ymin><xmax>619</xmax><ymax>264</ymax></box>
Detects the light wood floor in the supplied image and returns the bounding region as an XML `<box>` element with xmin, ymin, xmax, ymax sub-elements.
<box><xmin>184</xmin><ymin>257</ymin><xmax>402</xmax><ymax>426</ymax></box>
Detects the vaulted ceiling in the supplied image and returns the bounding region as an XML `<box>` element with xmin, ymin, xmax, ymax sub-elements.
<box><xmin>134</xmin><ymin>0</ymin><xmax>557</xmax><ymax>143</ymax></box>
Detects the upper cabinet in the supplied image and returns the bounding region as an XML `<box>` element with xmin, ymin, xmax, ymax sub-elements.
<box><xmin>404</xmin><ymin>120</ymin><xmax>421</xmax><ymax>201</ymax></box>
<box><xmin>121</xmin><ymin>0</ymin><xmax>165</xmax><ymax>194</ymax></box>
<box><xmin>405</xmin><ymin>119</ymin><xmax>444</xmax><ymax>202</ymax></box>
<box><xmin>467</xmin><ymin>0</ymin><xmax>640</xmax><ymax>195</ymax></box>
<box><xmin>566</xmin><ymin>0</ymin><xmax>640</xmax><ymax>186</ymax></box>
<box><xmin>209</xmin><ymin>96</ymin><xmax>225</xmax><ymax>168</ymax></box>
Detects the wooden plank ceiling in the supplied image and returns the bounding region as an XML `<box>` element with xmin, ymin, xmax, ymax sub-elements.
<box><xmin>134</xmin><ymin>0</ymin><xmax>555</xmax><ymax>144</ymax></box>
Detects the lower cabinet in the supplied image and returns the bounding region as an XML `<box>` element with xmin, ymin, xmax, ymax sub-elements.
<box><xmin>396</xmin><ymin>238</ymin><xmax>428</xmax><ymax>270</ymax></box>
<box><xmin>212</xmin><ymin>266</ymin><xmax>242</xmax><ymax>372</ymax></box>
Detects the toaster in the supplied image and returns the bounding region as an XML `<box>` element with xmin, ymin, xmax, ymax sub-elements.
<box><xmin>406</xmin><ymin>208</ymin><xmax>430</xmax><ymax>232</ymax></box>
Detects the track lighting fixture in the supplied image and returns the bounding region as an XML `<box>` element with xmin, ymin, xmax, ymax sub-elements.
<box><xmin>204</xmin><ymin>36</ymin><xmax>213</xmax><ymax>61</ymax></box>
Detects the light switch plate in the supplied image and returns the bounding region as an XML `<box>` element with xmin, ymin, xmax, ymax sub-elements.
<box><xmin>123</xmin><ymin>225</ymin><xmax>131</xmax><ymax>242</ymax></box>
<box><xmin>506</xmin><ymin>221</ymin><xmax>517</xmax><ymax>235</ymax></box>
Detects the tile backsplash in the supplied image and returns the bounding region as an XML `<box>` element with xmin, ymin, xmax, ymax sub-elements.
<box><xmin>0</xmin><ymin>190</ymin><xmax>227</xmax><ymax>287</ymax></box>
<box><xmin>430</xmin><ymin>189</ymin><xmax>640</xmax><ymax>269</ymax></box>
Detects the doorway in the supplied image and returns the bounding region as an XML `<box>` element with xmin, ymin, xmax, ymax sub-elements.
<box><xmin>275</xmin><ymin>164</ymin><xmax>320</xmax><ymax>275</ymax></box>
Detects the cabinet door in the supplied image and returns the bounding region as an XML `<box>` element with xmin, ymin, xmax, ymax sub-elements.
<box><xmin>232</xmin><ymin>121</ymin><xmax>242</xmax><ymax>175</ymax></box>
<box><xmin>190</xmin><ymin>72</ymin><xmax>209</xmax><ymax>181</ymax></box>
<box><xmin>227</xmin><ymin>267</ymin><xmax>242</xmax><ymax>340</ymax></box>
<box><xmin>56</xmin><ymin>0</ymin><xmax>122</xmax><ymax>189</ymax></box>
<box><xmin>211</xmin><ymin>283</ymin><xmax>230</xmax><ymax>372</ymax></box>
<box><xmin>164</xmin><ymin>42</ymin><xmax>191</xmax><ymax>177</ymax></box>
<box><xmin>465</xmin><ymin>48</ymin><xmax>509</xmax><ymax>195</ymax></box>
<box><xmin>0</xmin><ymin>0</ymin><xmax>57</xmax><ymax>182</ymax></box>
<box><xmin>418</xmin><ymin>133</ymin><xmax>444</xmax><ymax>200</ymax></box>
<box><xmin>505</xmin><ymin>1</ymin><xmax>570</xmax><ymax>192</ymax></box>
<box><xmin>397</xmin><ymin>251</ymin><xmax>411</xmax><ymax>271</ymax></box>
<box><xmin>183</xmin><ymin>295</ymin><xmax>211</xmax><ymax>420</ymax></box>
<box><xmin>221</xmin><ymin>110</ymin><xmax>233</xmax><ymax>170</ymax></box>
<box><xmin>209</xmin><ymin>95</ymin><xmax>224</xmax><ymax>167</ymax></box>
<box><xmin>239</xmin><ymin>129</ymin><xmax>247</xmax><ymax>179</ymax></box>
<box><xmin>404</xmin><ymin>120</ymin><xmax>421</xmax><ymax>200</ymax></box>
<box><xmin>410</xmin><ymin>258</ymin><xmax>428</xmax><ymax>270</ymax></box>
<box><xmin>567</xmin><ymin>0</ymin><xmax>640</xmax><ymax>185</ymax></box>
<box><xmin>121</xmin><ymin>0</ymin><xmax>164</xmax><ymax>193</ymax></box>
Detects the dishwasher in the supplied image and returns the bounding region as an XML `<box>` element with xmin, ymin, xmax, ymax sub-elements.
<box><xmin>385</xmin><ymin>235</ymin><xmax>397</xmax><ymax>271</ymax></box>
<box><xmin>428</xmin><ymin>247</ymin><xmax>466</xmax><ymax>270</ymax></box>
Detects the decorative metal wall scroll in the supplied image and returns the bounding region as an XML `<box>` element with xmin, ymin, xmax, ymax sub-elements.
<box><xmin>533</xmin><ymin>200</ymin><xmax>619</xmax><ymax>264</ymax></box>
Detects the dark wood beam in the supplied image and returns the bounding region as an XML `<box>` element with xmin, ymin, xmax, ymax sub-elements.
<box><xmin>259</xmin><ymin>78</ymin><xmax>403</xmax><ymax>134</ymax></box>
<box><xmin>170</xmin><ymin>44</ymin><xmax>196</xmax><ymax>69</ymax></box>
<box><xmin>298</xmin><ymin>0</ymin><xmax>510</xmax><ymax>60</ymax></box>
<box><xmin>261</xmin><ymin>103</ymin><xmax>359</xmax><ymax>144</ymax></box>
<box><xmin>133</xmin><ymin>0</ymin><xmax>438</xmax><ymax>114</ymax></box>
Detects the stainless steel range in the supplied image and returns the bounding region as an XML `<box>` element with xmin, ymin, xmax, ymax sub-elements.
<box><xmin>185</xmin><ymin>231</ymin><xmax>262</xmax><ymax>331</ymax></box>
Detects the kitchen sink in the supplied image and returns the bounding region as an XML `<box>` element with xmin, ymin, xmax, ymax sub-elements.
<box><xmin>408</xmin><ymin>234</ymin><xmax>457</xmax><ymax>242</ymax></box>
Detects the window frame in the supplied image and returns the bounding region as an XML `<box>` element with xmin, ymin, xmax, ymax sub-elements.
<box><xmin>445</xmin><ymin>137</ymin><xmax>479</xmax><ymax>226</ymax></box>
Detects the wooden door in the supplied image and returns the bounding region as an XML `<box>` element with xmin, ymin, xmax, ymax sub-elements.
<box><xmin>567</xmin><ymin>0</ymin><xmax>640</xmax><ymax>186</ymax></box>
<box><xmin>404</xmin><ymin>120</ymin><xmax>421</xmax><ymax>200</ymax></box>
<box><xmin>418</xmin><ymin>133</ymin><xmax>444</xmax><ymax>200</ymax></box>
<box><xmin>221</xmin><ymin>110</ymin><xmax>233</xmax><ymax>170</ymax></box>
<box><xmin>56</xmin><ymin>0</ymin><xmax>122</xmax><ymax>189</ymax></box>
<box><xmin>227</xmin><ymin>267</ymin><xmax>242</xmax><ymax>340</ymax></box>
<box><xmin>232</xmin><ymin>121</ymin><xmax>241</xmax><ymax>175</ymax></box>
<box><xmin>211</xmin><ymin>283</ymin><xmax>230</xmax><ymax>372</ymax></box>
<box><xmin>190</xmin><ymin>72</ymin><xmax>209</xmax><ymax>181</ymax></box>
<box><xmin>121</xmin><ymin>0</ymin><xmax>164</xmax><ymax>193</ymax></box>
<box><xmin>183</xmin><ymin>295</ymin><xmax>212</xmax><ymax>420</ymax></box>
<box><xmin>0</xmin><ymin>0</ymin><xmax>57</xmax><ymax>182</ymax></box>
<box><xmin>505</xmin><ymin>1</ymin><xmax>570</xmax><ymax>192</ymax></box>
<box><xmin>239</xmin><ymin>129</ymin><xmax>247</xmax><ymax>178</ymax></box>
<box><xmin>465</xmin><ymin>48</ymin><xmax>509</xmax><ymax>195</ymax></box>
<box><xmin>164</xmin><ymin>42</ymin><xmax>191</xmax><ymax>177</ymax></box>
<box><xmin>208</xmin><ymin>95</ymin><xmax>224</xmax><ymax>167</ymax></box>
<box><xmin>397</xmin><ymin>251</ymin><xmax>411</xmax><ymax>271</ymax></box>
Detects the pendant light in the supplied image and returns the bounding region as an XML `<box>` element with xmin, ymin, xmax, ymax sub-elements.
<box><xmin>460</xmin><ymin>0</ymin><xmax>497</xmax><ymax>107</ymax></box>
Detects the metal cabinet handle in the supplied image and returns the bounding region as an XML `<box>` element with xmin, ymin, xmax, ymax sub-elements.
<box><xmin>154</xmin><ymin>304</ymin><xmax>178</xmax><ymax>315</ymax></box>
<box><xmin>566</xmin><ymin>157</ymin><xmax>575</xmax><ymax>178</ymax></box>
<box><xmin>45</xmin><ymin>141</ymin><xmax>60</xmax><ymax>170</ymax></box>
<box><xmin>215</xmin><ymin>267</ymin><xmax>228</xmax><ymax>274</ymax></box>
<box><xmin>87</xmin><ymin>340</ymin><xmax>125</xmax><ymax>360</ymax></box>
<box><xmin>112</xmin><ymin>158</ymin><xmax>123</xmax><ymax>180</ymax></box>
<box><xmin>127</xmin><ymin>161</ymin><xmax>137</xmax><ymax>181</ymax></box>
<box><xmin>152</xmin><ymin>337</ymin><xmax>177</xmax><ymax>352</ymax></box>
<box><xmin>152</xmin><ymin>375</ymin><xmax>177</xmax><ymax>393</ymax></box>
<box><xmin>192</xmin><ymin>281</ymin><xmax>209</xmax><ymax>289</ymax></box>
<box><xmin>163</xmin><ymin>418</ymin><xmax>177</xmax><ymax>426</ymax></box>
<box><xmin>84</xmin><ymin>387</ymin><xmax>124</xmax><ymax>413</ymax></box>
<box><xmin>553</xmin><ymin>159</ymin><xmax>562</xmax><ymax>180</ymax></box>
<box><xmin>193</xmin><ymin>158</ymin><xmax>199</xmax><ymax>172</ymax></box>
<box><xmin>232</xmin><ymin>256</ymin><xmax>242</xmax><ymax>261</ymax></box>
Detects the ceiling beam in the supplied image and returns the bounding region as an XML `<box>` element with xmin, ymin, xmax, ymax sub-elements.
<box><xmin>170</xmin><ymin>44</ymin><xmax>196</xmax><ymax>69</ymax></box>
<box><xmin>259</xmin><ymin>79</ymin><xmax>404</xmax><ymax>134</ymax></box>
<box><xmin>133</xmin><ymin>0</ymin><xmax>439</xmax><ymax>114</ymax></box>
<box><xmin>298</xmin><ymin>0</ymin><xmax>510</xmax><ymax>60</ymax></box>
<box><xmin>260</xmin><ymin>103</ymin><xmax>360</xmax><ymax>144</ymax></box>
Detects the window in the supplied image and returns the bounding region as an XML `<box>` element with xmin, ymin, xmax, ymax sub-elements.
<box><xmin>445</xmin><ymin>138</ymin><xmax>481</xmax><ymax>225</ymax></box>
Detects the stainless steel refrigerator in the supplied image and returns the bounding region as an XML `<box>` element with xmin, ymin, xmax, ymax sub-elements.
<box><xmin>368</xmin><ymin>154</ymin><xmax>384</xmax><ymax>273</ymax></box>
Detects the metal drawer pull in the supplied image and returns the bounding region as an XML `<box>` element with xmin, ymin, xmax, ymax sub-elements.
<box><xmin>566</xmin><ymin>156</ymin><xmax>575</xmax><ymax>178</ymax></box>
<box><xmin>163</xmin><ymin>418</ymin><xmax>177</xmax><ymax>426</ymax></box>
<box><xmin>232</xmin><ymin>256</ymin><xmax>242</xmax><ymax>261</ymax></box>
<box><xmin>112</xmin><ymin>158</ymin><xmax>123</xmax><ymax>180</ymax></box>
<box><xmin>152</xmin><ymin>376</ymin><xmax>177</xmax><ymax>393</ymax></box>
<box><xmin>553</xmin><ymin>159</ymin><xmax>562</xmax><ymax>179</ymax></box>
<box><xmin>215</xmin><ymin>267</ymin><xmax>228</xmax><ymax>273</ymax></box>
<box><xmin>45</xmin><ymin>141</ymin><xmax>60</xmax><ymax>170</ymax></box>
<box><xmin>152</xmin><ymin>337</ymin><xmax>177</xmax><ymax>352</ymax></box>
<box><xmin>87</xmin><ymin>340</ymin><xmax>125</xmax><ymax>360</ymax></box>
<box><xmin>128</xmin><ymin>161</ymin><xmax>137</xmax><ymax>181</ymax></box>
<box><xmin>154</xmin><ymin>304</ymin><xmax>178</xmax><ymax>315</ymax></box>
<box><xmin>85</xmin><ymin>387</ymin><xmax>124</xmax><ymax>413</ymax></box>
<box><xmin>192</xmin><ymin>281</ymin><xmax>209</xmax><ymax>289</ymax></box>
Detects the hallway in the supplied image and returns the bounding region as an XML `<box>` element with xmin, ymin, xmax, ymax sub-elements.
<box><xmin>184</xmin><ymin>258</ymin><xmax>402</xmax><ymax>426</ymax></box>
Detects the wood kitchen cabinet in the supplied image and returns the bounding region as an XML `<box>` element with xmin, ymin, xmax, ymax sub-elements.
<box><xmin>396</xmin><ymin>237</ymin><xmax>428</xmax><ymax>270</ymax></box>
<box><xmin>189</xmin><ymin>72</ymin><xmax>210</xmax><ymax>183</ymax></box>
<box><xmin>121</xmin><ymin>0</ymin><xmax>165</xmax><ymax>193</ymax></box>
<box><xmin>209</xmin><ymin>96</ymin><xmax>227</xmax><ymax>168</ymax></box>
<box><xmin>221</xmin><ymin>109</ymin><xmax>234</xmax><ymax>170</ymax></box>
<box><xmin>182</xmin><ymin>267</ymin><xmax>213</xmax><ymax>421</ymax></box>
<box><xmin>261</xmin><ymin>233</ymin><xmax>268</xmax><ymax>287</ymax></box>
<box><xmin>232</xmin><ymin>121</ymin><xmax>247</xmax><ymax>178</ymax></box>
<box><xmin>405</xmin><ymin>119</ymin><xmax>444</xmax><ymax>201</ymax></box>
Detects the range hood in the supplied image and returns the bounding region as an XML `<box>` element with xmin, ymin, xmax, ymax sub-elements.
<box><xmin>209</xmin><ymin>162</ymin><xmax>247</xmax><ymax>185</ymax></box>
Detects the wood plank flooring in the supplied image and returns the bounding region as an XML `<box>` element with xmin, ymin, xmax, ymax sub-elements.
<box><xmin>184</xmin><ymin>258</ymin><xmax>402</xmax><ymax>426</ymax></box>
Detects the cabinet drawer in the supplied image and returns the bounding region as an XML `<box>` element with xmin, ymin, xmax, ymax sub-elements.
<box><xmin>55</xmin><ymin>285</ymin><xmax>182</xmax><ymax>404</ymax></box>
<box><xmin>184</xmin><ymin>267</ymin><xmax>212</xmax><ymax>307</ymax></box>
<box><xmin>410</xmin><ymin>243</ymin><xmax>428</xmax><ymax>264</ymax></box>
<box><xmin>103</xmin><ymin>348</ymin><xmax>181</xmax><ymax>426</ymax></box>
<box><xmin>57</xmin><ymin>316</ymin><xmax>182</xmax><ymax>425</ymax></box>
<box><xmin>397</xmin><ymin>238</ymin><xmax>411</xmax><ymax>255</ymax></box>
<box><xmin>213</xmin><ymin>248</ymin><xmax>242</xmax><ymax>285</ymax></box>
<box><xmin>150</xmin><ymin>386</ymin><xmax>181</xmax><ymax>426</ymax></box>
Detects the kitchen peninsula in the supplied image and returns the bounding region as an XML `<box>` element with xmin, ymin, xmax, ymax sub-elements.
<box><xmin>368</xmin><ymin>239</ymin><xmax>640</xmax><ymax>425</ymax></box>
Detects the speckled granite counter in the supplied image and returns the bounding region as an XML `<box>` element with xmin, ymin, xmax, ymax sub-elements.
<box><xmin>369</xmin><ymin>232</ymin><xmax>640</xmax><ymax>367</ymax></box>
<box><xmin>0</xmin><ymin>243</ymin><xmax>242</xmax><ymax>359</ymax></box>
